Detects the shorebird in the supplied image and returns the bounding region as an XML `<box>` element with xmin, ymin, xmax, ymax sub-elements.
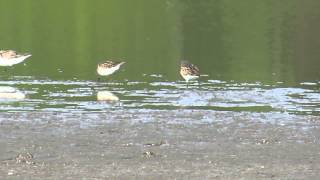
<box><xmin>180</xmin><ymin>60</ymin><xmax>200</xmax><ymax>83</ymax></box>
<box><xmin>0</xmin><ymin>50</ymin><xmax>32</xmax><ymax>67</ymax></box>
<box><xmin>97</xmin><ymin>60</ymin><xmax>125</xmax><ymax>77</ymax></box>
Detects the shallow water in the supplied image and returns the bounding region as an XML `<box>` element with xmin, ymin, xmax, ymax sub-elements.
<box><xmin>0</xmin><ymin>76</ymin><xmax>318</xmax><ymax>117</ymax></box>
<box><xmin>0</xmin><ymin>0</ymin><xmax>319</xmax><ymax>120</ymax></box>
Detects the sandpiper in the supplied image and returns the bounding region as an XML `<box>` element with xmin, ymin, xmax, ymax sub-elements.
<box><xmin>180</xmin><ymin>60</ymin><xmax>200</xmax><ymax>82</ymax></box>
<box><xmin>0</xmin><ymin>50</ymin><xmax>32</xmax><ymax>66</ymax></box>
<box><xmin>97</xmin><ymin>60</ymin><xmax>125</xmax><ymax>77</ymax></box>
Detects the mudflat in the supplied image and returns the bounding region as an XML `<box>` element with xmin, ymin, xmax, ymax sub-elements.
<box><xmin>0</xmin><ymin>110</ymin><xmax>319</xmax><ymax>179</ymax></box>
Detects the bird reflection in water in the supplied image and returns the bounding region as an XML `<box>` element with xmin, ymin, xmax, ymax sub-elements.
<box><xmin>97</xmin><ymin>91</ymin><xmax>119</xmax><ymax>102</ymax></box>
<box><xmin>0</xmin><ymin>86</ymin><xmax>25</xmax><ymax>100</ymax></box>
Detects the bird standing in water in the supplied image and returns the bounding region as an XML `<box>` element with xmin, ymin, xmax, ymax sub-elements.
<box><xmin>96</xmin><ymin>60</ymin><xmax>125</xmax><ymax>80</ymax></box>
<box><xmin>0</xmin><ymin>50</ymin><xmax>32</xmax><ymax>67</ymax></box>
<box><xmin>180</xmin><ymin>60</ymin><xmax>200</xmax><ymax>84</ymax></box>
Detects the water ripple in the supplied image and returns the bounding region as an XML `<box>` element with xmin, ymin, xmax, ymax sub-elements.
<box><xmin>0</xmin><ymin>77</ymin><xmax>318</xmax><ymax>116</ymax></box>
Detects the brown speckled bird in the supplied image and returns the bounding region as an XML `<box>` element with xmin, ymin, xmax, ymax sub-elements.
<box><xmin>97</xmin><ymin>60</ymin><xmax>125</xmax><ymax>77</ymax></box>
<box><xmin>0</xmin><ymin>50</ymin><xmax>31</xmax><ymax>66</ymax></box>
<box><xmin>180</xmin><ymin>60</ymin><xmax>200</xmax><ymax>82</ymax></box>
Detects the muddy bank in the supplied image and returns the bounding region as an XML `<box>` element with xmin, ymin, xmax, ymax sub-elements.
<box><xmin>0</xmin><ymin>111</ymin><xmax>320</xmax><ymax>179</ymax></box>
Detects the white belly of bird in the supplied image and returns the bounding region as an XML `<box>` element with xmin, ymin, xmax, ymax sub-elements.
<box><xmin>183</xmin><ymin>75</ymin><xmax>199</xmax><ymax>82</ymax></box>
<box><xmin>0</xmin><ymin>55</ymin><xmax>31</xmax><ymax>66</ymax></box>
<box><xmin>97</xmin><ymin>64</ymin><xmax>121</xmax><ymax>76</ymax></box>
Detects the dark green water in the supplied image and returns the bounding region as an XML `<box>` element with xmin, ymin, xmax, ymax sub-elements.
<box><xmin>0</xmin><ymin>0</ymin><xmax>319</xmax><ymax>116</ymax></box>
<box><xmin>0</xmin><ymin>0</ymin><xmax>319</xmax><ymax>82</ymax></box>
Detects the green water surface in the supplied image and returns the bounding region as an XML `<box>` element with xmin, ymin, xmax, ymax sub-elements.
<box><xmin>0</xmin><ymin>0</ymin><xmax>319</xmax><ymax>83</ymax></box>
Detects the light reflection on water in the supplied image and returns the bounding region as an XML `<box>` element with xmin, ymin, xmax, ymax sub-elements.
<box><xmin>0</xmin><ymin>76</ymin><xmax>318</xmax><ymax>116</ymax></box>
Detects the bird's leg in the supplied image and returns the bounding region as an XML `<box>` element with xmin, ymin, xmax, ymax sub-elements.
<box><xmin>97</xmin><ymin>77</ymin><xmax>101</xmax><ymax>82</ymax></box>
<box><xmin>90</xmin><ymin>86</ymin><xmax>95</xmax><ymax>93</ymax></box>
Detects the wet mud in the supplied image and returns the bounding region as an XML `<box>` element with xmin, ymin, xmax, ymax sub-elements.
<box><xmin>0</xmin><ymin>110</ymin><xmax>319</xmax><ymax>179</ymax></box>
